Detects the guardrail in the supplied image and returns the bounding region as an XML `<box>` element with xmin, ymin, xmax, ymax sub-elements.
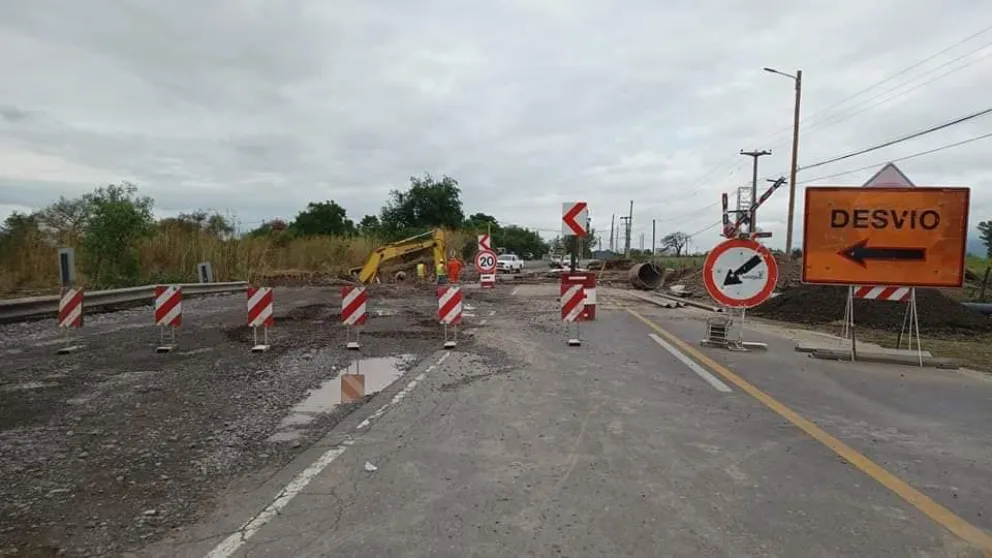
<box><xmin>0</xmin><ymin>282</ymin><xmax>248</xmax><ymax>323</ymax></box>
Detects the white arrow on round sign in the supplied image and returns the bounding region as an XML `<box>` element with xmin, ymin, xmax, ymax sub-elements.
<box><xmin>475</xmin><ymin>250</ymin><xmax>498</xmax><ymax>273</ymax></box>
<box><xmin>702</xmin><ymin>238</ymin><xmax>778</xmax><ymax>308</ymax></box>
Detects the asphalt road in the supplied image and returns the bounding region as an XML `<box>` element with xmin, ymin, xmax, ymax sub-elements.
<box><xmin>144</xmin><ymin>284</ymin><xmax>992</xmax><ymax>558</ymax></box>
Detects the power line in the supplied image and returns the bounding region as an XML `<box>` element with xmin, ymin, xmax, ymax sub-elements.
<box><xmin>687</xmin><ymin>220</ymin><xmax>722</xmax><ymax>238</ymax></box>
<box><xmin>799</xmin><ymin>39</ymin><xmax>992</xmax><ymax>135</ymax></box>
<box><xmin>798</xmin><ymin>104</ymin><xmax>992</xmax><ymax>172</ymax></box>
<box><xmin>682</xmin><ymin>24</ymin><xmax>992</xmax><ymax>194</ymax></box>
<box><xmin>798</xmin><ymin>130</ymin><xmax>992</xmax><ymax>184</ymax></box>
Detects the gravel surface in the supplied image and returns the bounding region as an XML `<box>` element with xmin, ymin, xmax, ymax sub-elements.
<box><xmin>0</xmin><ymin>285</ymin><xmax>467</xmax><ymax>557</ymax></box>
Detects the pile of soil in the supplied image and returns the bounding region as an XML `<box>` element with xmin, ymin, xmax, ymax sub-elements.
<box><xmin>750</xmin><ymin>285</ymin><xmax>992</xmax><ymax>335</ymax></box>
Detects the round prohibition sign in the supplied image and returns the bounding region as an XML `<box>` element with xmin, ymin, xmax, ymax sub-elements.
<box><xmin>703</xmin><ymin>238</ymin><xmax>778</xmax><ymax>308</ymax></box>
<box><xmin>475</xmin><ymin>250</ymin><xmax>498</xmax><ymax>273</ymax></box>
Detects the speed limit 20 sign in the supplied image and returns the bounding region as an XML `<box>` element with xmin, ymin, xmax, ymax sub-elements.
<box><xmin>475</xmin><ymin>250</ymin><xmax>498</xmax><ymax>273</ymax></box>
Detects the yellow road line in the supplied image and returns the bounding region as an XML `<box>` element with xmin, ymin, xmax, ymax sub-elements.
<box><xmin>627</xmin><ymin>308</ymin><xmax>992</xmax><ymax>556</ymax></box>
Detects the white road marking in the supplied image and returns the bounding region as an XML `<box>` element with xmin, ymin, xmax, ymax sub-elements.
<box><xmin>648</xmin><ymin>334</ymin><xmax>732</xmax><ymax>393</ymax></box>
<box><xmin>205</xmin><ymin>351</ymin><xmax>452</xmax><ymax>558</ymax></box>
<box><xmin>510</xmin><ymin>287</ymin><xmax>520</xmax><ymax>296</ymax></box>
<box><xmin>356</xmin><ymin>351</ymin><xmax>451</xmax><ymax>430</ymax></box>
<box><xmin>205</xmin><ymin>446</ymin><xmax>346</xmax><ymax>558</ymax></box>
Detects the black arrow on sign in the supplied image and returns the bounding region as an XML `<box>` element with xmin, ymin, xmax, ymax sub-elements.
<box><xmin>723</xmin><ymin>255</ymin><xmax>763</xmax><ymax>286</ymax></box>
<box><xmin>838</xmin><ymin>239</ymin><xmax>926</xmax><ymax>267</ymax></box>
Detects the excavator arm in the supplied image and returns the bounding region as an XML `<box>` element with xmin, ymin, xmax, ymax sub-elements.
<box><xmin>351</xmin><ymin>229</ymin><xmax>446</xmax><ymax>284</ymax></box>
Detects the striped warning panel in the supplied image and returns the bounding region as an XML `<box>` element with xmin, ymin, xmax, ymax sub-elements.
<box><xmin>853</xmin><ymin>285</ymin><xmax>911</xmax><ymax>302</ymax></box>
<box><xmin>247</xmin><ymin>287</ymin><xmax>275</xmax><ymax>327</ymax></box>
<box><xmin>58</xmin><ymin>287</ymin><xmax>84</xmax><ymax>328</ymax></box>
<box><xmin>154</xmin><ymin>285</ymin><xmax>182</xmax><ymax>327</ymax></box>
<box><xmin>340</xmin><ymin>374</ymin><xmax>365</xmax><ymax>403</ymax></box>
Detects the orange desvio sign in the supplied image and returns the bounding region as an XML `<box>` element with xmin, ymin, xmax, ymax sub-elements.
<box><xmin>802</xmin><ymin>186</ymin><xmax>970</xmax><ymax>288</ymax></box>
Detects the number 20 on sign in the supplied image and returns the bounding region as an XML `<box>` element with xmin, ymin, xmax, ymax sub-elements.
<box><xmin>802</xmin><ymin>186</ymin><xmax>970</xmax><ymax>288</ymax></box>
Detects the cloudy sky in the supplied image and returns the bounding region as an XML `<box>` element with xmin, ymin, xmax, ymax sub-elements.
<box><xmin>1</xmin><ymin>0</ymin><xmax>991</xmax><ymax>252</ymax></box>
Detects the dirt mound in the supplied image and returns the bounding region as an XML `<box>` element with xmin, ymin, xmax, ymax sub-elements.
<box><xmin>750</xmin><ymin>285</ymin><xmax>992</xmax><ymax>334</ymax></box>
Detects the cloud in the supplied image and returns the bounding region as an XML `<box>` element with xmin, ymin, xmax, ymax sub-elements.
<box><xmin>1</xmin><ymin>0</ymin><xmax>991</xmax><ymax>249</ymax></box>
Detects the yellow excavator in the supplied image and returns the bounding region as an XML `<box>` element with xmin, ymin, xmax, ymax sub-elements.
<box><xmin>351</xmin><ymin>228</ymin><xmax>446</xmax><ymax>284</ymax></box>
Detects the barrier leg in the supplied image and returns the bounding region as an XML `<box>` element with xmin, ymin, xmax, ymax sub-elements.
<box><xmin>56</xmin><ymin>327</ymin><xmax>80</xmax><ymax>355</ymax></box>
<box><xmin>566</xmin><ymin>322</ymin><xmax>581</xmax><ymax>346</ymax></box>
<box><xmin>156</xmin><ymin>325</ymin><xmax>176</xmax><ymax>353</ymax></box>
<box><xmin>346</xmin><ymin>325</ymin><xmax>360</xmax><ymax>350</ymax></box>
<box><xmin>443</xmin><ymin>323</ymin><xmax>457</xmax><ymax>349</ymax></box>
<box><xmin>251</xmin><ymin>325</ymin><xmax>271</xmax><ymax>353</ymax></box>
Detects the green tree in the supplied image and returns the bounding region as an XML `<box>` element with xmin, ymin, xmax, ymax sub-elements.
<box><xmin>289</xmin><ymin>200</ymin><xmax>355</xmax><ymax>237</ymax></box>
<box><xmin>357</xmin><ymin>215</ymin><xmax>381</xmax><ymax>236</ymax></box>
<box><xmin>159</xmin><ymin>211</ymin><xmax>233</xmax><ymax>237</ymax></box>
<box><xmin>494</xmin><ymin>225</ymin><xmax>548</xmax><ymax>259</ymax></box>
<box><xmin>978</xmin><ymin>220</ymin><xmax>992</xmax><ymax>258</ymax></box>
<box><xmin>463</xmin><ymin>212</ymin><xmax>498</xmax><ymax>231</ymax></box>
<box><xmin>81</xmin><ymin>182</ymin><xmax>155</xmax><ymax>287</ymax></box>
<box><xmin>379</xmin><ymin>173</ymin><xmax>464</xmax><ymax>238</ymax></box>
<box><xmin>38</xmin><ymin>196</ymin><xmax>92</xmax><ymax>245</ymax></box>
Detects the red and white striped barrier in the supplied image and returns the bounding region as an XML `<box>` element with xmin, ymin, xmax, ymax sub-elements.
<box><xmin>154</xmin><ymin>285</ymin><xmax>182</xmax><ymax>352</ymax></box>
<box><xmin>247</xmin><ymin>287</ymin><xmax>274</xmax><ymax>352</ymax></box>
<box><xmin>342</xmin><ymin>286</ymin><xmax>368</xmax><ymax>349</ymax></box>
<box><xmin>853</xmin><ymin>285</ymin><xmax>911</xmax><ymax>302</ymax></box>
<box><xmin>480</xmin><ymin>273</ymin><xmax>496</xmax><ymax>289</ymax></box>
<box><xmin>560</xmin><ymin>284</ymin><xmax>585</xmax><ymax>323</ymax></box>
<box><xmin>342</xmin><ymin>286</ymin><xmax>368</xmax><ymax>325</ymax></box>
<box><xmin>56</xmin><ymin>286</ymin><xmax>84</xmax><ymax>354</ymax></box>
<box><xmin>154</xmin><ymin>285</ymin><xmax>182</xmax><ymax>327</ymax></box>
<box><xmin>438</xmin><ymin>286</ymin><xmax>463</xmax><ymax>325</ymax></box>
<box><xmin>438</xmin><ymin>285</ymin><xmax>462</xmax><ymax>348</ymax></box>
<box><xmin>58</xmin><ymin>287</ymin><xmax>83</xmax><ymax>329</ymax></box>
<box><xmin>247</xmin><ymin>287</ymin><xmax>275</xmax><ymax>327</ymax></box>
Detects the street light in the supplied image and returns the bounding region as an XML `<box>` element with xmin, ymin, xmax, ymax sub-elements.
<box><xmin>764</xmin><ymin>67</ymin><xmax>802</xmax><ymax>259</ymax></box>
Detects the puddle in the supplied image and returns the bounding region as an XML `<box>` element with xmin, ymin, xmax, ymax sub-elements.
<box><xmin>267</xmin><ymin>355</ymin><xmax>415</xmax><ymax>442</ymax></box>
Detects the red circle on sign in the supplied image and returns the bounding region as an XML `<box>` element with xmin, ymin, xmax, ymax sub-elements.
<box><xmin>475</xmin><ymin>250</ymin><xmax>498</xmax><ymax>273</ymax></box>
<box><xmin>702</xmin><ymin>238</ymin><xmax>778</xmax><ymax>308</ymax></box>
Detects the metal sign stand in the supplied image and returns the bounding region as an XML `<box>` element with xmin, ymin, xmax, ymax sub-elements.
<box><xmin>251</xmin><ymin>324</ymin><xmax>270</xmax><ymax>353</ymax></box>
<box><xmin>156</xmin><ymin>325</ymin><xmax>176</xmax><ymax>353</ymax></box>
<box><xmin>895</xmin><ymin>288</ymin><xmax>924</xmax><ymax>367</ymax></box>
<box><xmin>346</xmin><ymin>326</ymin><xmax>361</xmax><ymax>350</ymax></box>
<box><xmin>57</xmin><ymin>326</ymin><xmax>79</xmax><ymax>355</ymax></box>
<box><xmin>443</xmin><ymin>323</ymin><xmax>458</xmax><ymax>349</ymax></box>
<box><xmin>842</xmin><ymin>286</ymin><xmax>857</xmax><ymax>361</ymax></box>
<box><xmin>566</xmin><ymin>322</ymin><xmax>581</xmax><ymax>347</ymax></box>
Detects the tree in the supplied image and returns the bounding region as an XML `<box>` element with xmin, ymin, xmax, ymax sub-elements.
<box><xmin>289</xmin><ymin>200</ymin><xmax>355</xmax><ymax>237</ymax></box>
<box><xmin>661</xmin><ymin>232</ymin><xmax>690</xmax><ymax>257</ymax></box>
<box><xmin>38</xmin><ymin>196</ymin><xmax>92</xmax><ymax>244</ymax></box>
<box><xmin>357</xmin><ymin>215</ymin><xmax>381</xmax><ymax>236</ymax></box>
<box><xmin>81</xmin><ymin>182</ymin><xmax>155</xmax><ymax>287</ymax></box>
<box><xmin>379</xmin><ymin>173</ymin><xmax>464</xmax><ymax>238</ymax></box>
<box><xmin>463</xmin><ymin>212</ymin><xmax>498</xmax><ymax>231</ymax></box>
<box><xmin>493</xmin><ymin>225</ymin><xmax>548</xmax><ymax>260</ymax></box>
<box><xmin>159</xmin><ymin>211</ymin><xmax>233</xmax><ymax>237</ymax></box>
<box><xmin>978</xmin><ymin>220</ymin><xmax>992</xmax><ymax>258</ymax></box>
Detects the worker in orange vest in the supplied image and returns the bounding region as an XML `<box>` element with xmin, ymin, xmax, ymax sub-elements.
<box><xmin>447</xmin><ymin>257</ymin><xmax>463</xmax><ymax>283</ymax></box>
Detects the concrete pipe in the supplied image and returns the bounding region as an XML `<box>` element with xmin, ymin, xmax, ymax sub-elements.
<box><xmin>628</xmin><ymin>262</ymin><xmax>664</xmax><ymax>290</ymax></box>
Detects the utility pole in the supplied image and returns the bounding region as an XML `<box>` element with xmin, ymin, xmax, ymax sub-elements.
<box><xmin>609</xmin><ymin>214</ymin><xmax>615</xmax><ymax>252</ymax></box>
<box><xmin>740</xmin><ymin>149</ymin><xmax>771</xmax><ymax>233</ymax></box>
<box><xmin>651</xmin><ymin>219</ymin><xmax>656</xmax><ymax>260</ymax></box>
<box><xmin>640</xmin><ymin>233</ymin><xmax>644</xmax><ymax>251</ymax></box>
<box><xmin>618</xmin><ymin>216</ymin><xmax>630</xmax><ymax>257</ymax></box>
<box><xmin>764</xmin><ymin>67</ymin><xmax>803</xmax><ymax>258</ymax></box>
<box><xmin>626</xmin><ymin>200</ymin><xmax>633</xmax><ymax>257</ymax></box>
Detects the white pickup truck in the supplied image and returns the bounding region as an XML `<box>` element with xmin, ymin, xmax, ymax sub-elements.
<box><xmin>497</xmin><ymin>253</ymin><xmax>524</xmax><ymax>273</ymax></box>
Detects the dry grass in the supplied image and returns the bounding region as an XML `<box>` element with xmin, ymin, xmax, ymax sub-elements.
<box><xmin>0</xmin><ymin>228</ymin><xmax>473</xmax><ymax>299</ymax></box>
